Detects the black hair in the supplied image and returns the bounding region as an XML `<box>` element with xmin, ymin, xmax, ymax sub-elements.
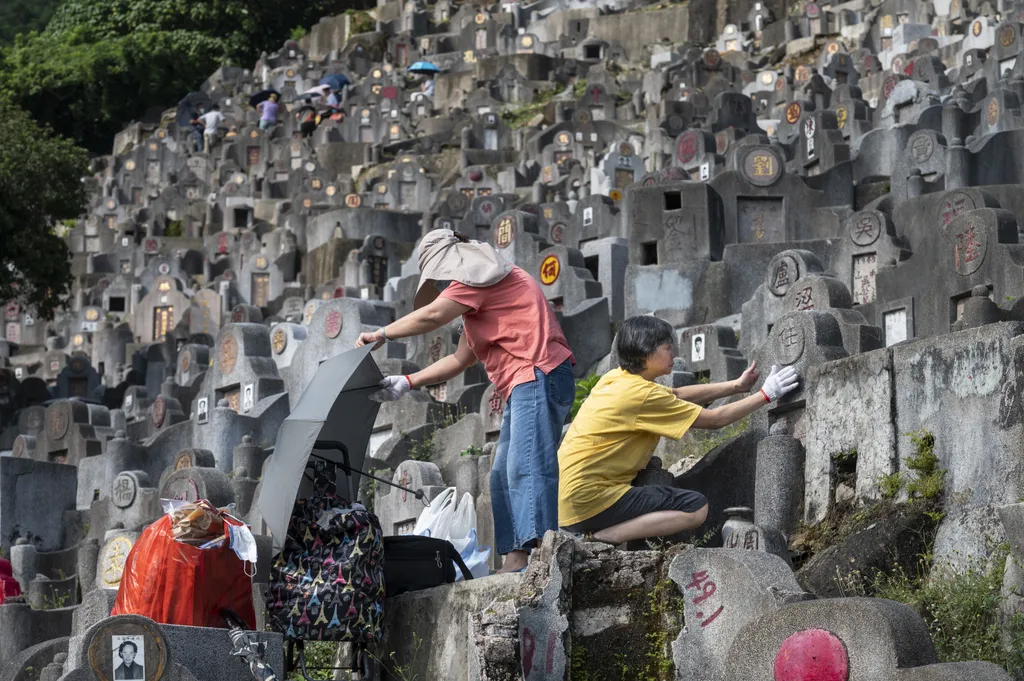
<box><xmin>118</xmin><ymin>641</ymin><xmax>138</xmax><ymax>655</ymax></box>
<box><xmin>211</xmin><ymin>104</ymin><xmax>220</xmax><ymax>111</ymax></box>
<box><xmin>616</xmin><ymin>316</ymin><xmax>676</xmax><ymax>374</ymax></box>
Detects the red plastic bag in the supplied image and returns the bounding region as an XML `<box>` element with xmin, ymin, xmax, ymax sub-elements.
<box><xmin>111</xmin><ymin>509</ymin><xmax>256</xmax><ymax>628</ymax></box>
<box><xmin>0</xmin><ymin>558</ymin><xmax>21</xmax><ymax>605</ymax></box>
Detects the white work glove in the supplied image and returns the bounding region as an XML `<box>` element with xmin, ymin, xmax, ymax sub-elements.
<box><xmin>370</xmin><ymin>375</ymin><xmax>412</xmax><ymax>402</ymax></box>
<box><xmin>760</xmin><ymin>365</ymin><xmax>799</xmax><ymax>402</ymax></box>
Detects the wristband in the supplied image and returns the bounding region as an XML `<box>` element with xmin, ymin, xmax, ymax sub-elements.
<box><xmin>380</xmin><ymin>326</ymin><xmax>389</xmax><ymax>341</ymax></box>
<box><xmin>760</xmin><ymin>389</ymin><xmax>770</xmax><ymax>403</ymax></box>
<box><xmin>404</xmin><ymin>374</ymin><xmax>414</xmax><ymax>389</ymax></box>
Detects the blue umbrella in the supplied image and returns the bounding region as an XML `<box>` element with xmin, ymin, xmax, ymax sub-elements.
<box><xmin>408</xmin><ymin>61</ymin><xmax>440</xmax><ymax>74</ymax></box>
<box><xmin>320</xmin><ymin>73</ymin><xmax>351</xmax><ymax>90</ymax></box>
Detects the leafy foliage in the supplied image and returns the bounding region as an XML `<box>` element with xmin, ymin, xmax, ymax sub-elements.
<box><xmin>876</xmin><ymin>429</ymin><xmax>944</xmax><ymax>501</ymax></box>
<box><xmin>570</xmin><ymin>373</ymin><xmax>601</xmax><ymax>420</ymax></box>
<box><xmin>0</xmin><ymin>97</ymin><xmax>89</xmax><ymax>318</ymax></box>
<box><xmin>0</xmin><ymin>0</ymin><xmax>373</xmax><ymax>151</ymax></box>
<box><xmin>851</xmin><ymin>546</ymin><xmax>1024</xmax><ymax>675</ymax></box>
<box><xmin>0</xmin><ymin>0</ymin><xmax>62</xmax><ymax>46</ymax></box>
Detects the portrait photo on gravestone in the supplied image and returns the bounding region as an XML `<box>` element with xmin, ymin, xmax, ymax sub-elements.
<box><xmin>112</xmin><ymin>636</ymin><xmax>145</xmax><ymax>680</ymax></box>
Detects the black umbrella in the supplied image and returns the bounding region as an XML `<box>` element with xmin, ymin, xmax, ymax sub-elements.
<box><xmin>177</xmin><ymin>91</ymin><xmax>213</xmax><ymax>128</ymax></box>
<box><xmin>249</xmin><ymin>89</ymin><xmax>281</xmax><ymax>108</ymax></box>
<box><xmin>223</xmin><ymin>610</ymin><xmax>279</xmax><ymax>681</ymax></box>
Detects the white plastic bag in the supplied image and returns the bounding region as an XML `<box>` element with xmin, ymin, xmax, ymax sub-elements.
<box><xmin>446</xmin><ymin>492</ymin><xmax>477</xmax><ymax>555</ymax></box>
<box><xmin>413</xmin><ymin>486</ymin><xmax>457</xmax><ymax>538</ymax></box>
<box><xmin>457</xmin><ymin>529</ymin><xmax>492</xmax><ymax>580</ymax></box>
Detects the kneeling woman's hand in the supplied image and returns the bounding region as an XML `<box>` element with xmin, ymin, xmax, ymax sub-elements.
<box><xmin>760</xmin><ymin>365</ymin><xmax>799</xmax><ymax>402</ymax></box>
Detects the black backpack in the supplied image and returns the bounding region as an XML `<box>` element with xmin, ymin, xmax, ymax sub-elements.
<box><xmin>382</xmin><ymin>536</ymin><xmax>473</xmax><ymax>597</ymax></box>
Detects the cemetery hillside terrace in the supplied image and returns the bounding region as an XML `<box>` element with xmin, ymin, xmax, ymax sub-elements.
<box><xmin>2</xmin><ymin>0</ymin><xmax>1024</xmax><ymax>680</ymax></box>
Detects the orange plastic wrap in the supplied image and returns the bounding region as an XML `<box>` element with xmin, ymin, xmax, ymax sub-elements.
<box><xmin>111</xmin><ymin>511</ymin><xmax>256</xmax><ymax>629</ymax></box>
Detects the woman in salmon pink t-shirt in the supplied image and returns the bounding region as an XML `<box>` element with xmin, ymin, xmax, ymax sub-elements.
<box><xmin>356</xmin><ymin>229</ymin><xmax>575</xmax><ymax>573</ymax></box>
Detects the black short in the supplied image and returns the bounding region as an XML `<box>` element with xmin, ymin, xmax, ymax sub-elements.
<box><xmin>562</xmin><ymin>485</ymin><xmax>708</xmax><ymax>533</ymax></box>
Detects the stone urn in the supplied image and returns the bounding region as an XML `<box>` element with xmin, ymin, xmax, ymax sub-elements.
<box><xmin>722</xmin><ymin>506</ymin><xmax>756</xmax><ymax>549</ymax></box>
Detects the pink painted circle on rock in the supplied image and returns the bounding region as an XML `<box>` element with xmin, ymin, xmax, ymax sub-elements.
<box><xmin>773</xmin><ymin>629</ymin><xmax>849</xmax><ymax>681</ymax></box>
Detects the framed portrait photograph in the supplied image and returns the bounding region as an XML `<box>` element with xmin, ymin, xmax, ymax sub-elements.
<box><xmin>112</xmin><ymin>635</ymin><xmax>145</xmax><ymax>680</ymax></box>
<box><xmin>691</xmin><ymin>333</ymin><xmax>705</xmax><ymax>362</ymax></box>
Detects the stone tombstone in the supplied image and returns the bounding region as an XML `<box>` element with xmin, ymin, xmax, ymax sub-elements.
<box><xmin>678</xmin><ymin>324</ymin><xmax>746</xmax><ymax>382</ymax></box>
<box><xmin>97</xmin><ymin>532</ymin><xmax>138</xmax><ymax>590</ymax></box>
<box><xmin>830</xmin><ymin>209</ymin><xmax>907</xmax><ymax>309</ymax></box>
<box><xmin>668</xmin><ymin>548</ymin><xmax>809</xmax><ymax>681</ymax></box>
<box><xmin>84</xmin><ymin>614</ymin><xmax>170</xmax><ymax>681</ymax></box>
<box><xmin>159</xmin><ymin>467</ymin><xmax>234</xmax><ymax>507</ymax></box>
<box><xmin>110</xmin><ymin>471</ymin><xmax>143</xmax><ymax>509</ymax></box>
<box><xmin>625</xmin><ymin>181</ymin><xmax>724</xmax><ymax>265</ymax></box>
<box><xmin>172</xmin><ymin>448</ymin><xmax>216</xmax><ymax>470</ymax></box>
<box><xmin>175</xmin><ymin>344</ymin><xmax>210</xmax><ymax>388</ymax></box>
<box><xmin>756</xmin><ymin>311</ymin><xmax>849</xmax><ymax>410</ymax></box>
<box><xmin>375</xmin><ymin>460</ymin><xmax>446</xmax><ymax>537</ymax></box>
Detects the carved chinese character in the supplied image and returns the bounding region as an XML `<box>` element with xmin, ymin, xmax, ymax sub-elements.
<box><xmin>793</xmin><ymin>286</ymin><xmax>814</xmax><ymax>311</ymax></box>
<box><xmin>488</xmin><ymin>391</ymin><xmax>503</xmax><ymax>416</ymax></box>
<box><xmin>957</xmin><ymin>224</ymin><xmax>981</xmax><ymax>263</ymax></box>
<box><xmin>772</xmin><ymin>261</ymin><xmax>790</xmax><ymax>290</ymax></box>
<box><xmin>750</xmin><ymin>154</ymin><xmax>774</xmax><ymax>176</ymax></box>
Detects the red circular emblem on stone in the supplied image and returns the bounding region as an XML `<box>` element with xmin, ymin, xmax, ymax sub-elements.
<box><xmin>676</xmin><ymin>131</ymin><xmax>700</xmax><ymax>164</ymax></box>
<box><xmin>774</xmin><ymin>629</ymin><xmax>849</xmax><ymax>681</ymax></box>
<box><xmin>324</xmin><ymin>309</ymin><xmax>342</xmax><ymax>338</ymax></box>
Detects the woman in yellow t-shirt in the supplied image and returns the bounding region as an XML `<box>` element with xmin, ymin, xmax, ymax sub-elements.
<box><xmin>557</xmin><ymin>316</ymin><xmax>799</xmax><ymax>544</ymax></box>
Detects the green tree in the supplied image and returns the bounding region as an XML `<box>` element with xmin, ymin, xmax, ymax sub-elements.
<box><xmin>0</xmin><ymin>98</ymin><xmax>89</xmax><ymax>318</ymax></box>
<box><xmin>0</xmin><ymin>0</ymin><xmax>373</xmax><ymax>151</ymax></box>
<box><xmin>0</xmin><ymin>0</ymin><xmax>62</xmax><ymax>46</ymax></box>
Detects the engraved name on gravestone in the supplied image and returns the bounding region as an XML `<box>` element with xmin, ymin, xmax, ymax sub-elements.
<box><xmin>776</xmin><ymin>317</ymin><xmax>805</xmax><ymax>365</ymax></box>
<box><xmin>768</xmin><ymin>253</ymin><xmax>801</xmax><ymax>297</ymax></box>
<box><xmin>111</xmin><ymin>473</ymin><xmax>138</xmax><ymax>509</ymax></box>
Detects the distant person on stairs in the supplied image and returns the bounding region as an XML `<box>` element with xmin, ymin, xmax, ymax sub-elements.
<box><xmin>258</xmin><ymin>93</ymin><xmax>279</xmax><ymax>131</ymax></box>
<box><xmin>199</xmin><ymin>104</ymin><xmax>224</xmax><ymax>152</ymax></box>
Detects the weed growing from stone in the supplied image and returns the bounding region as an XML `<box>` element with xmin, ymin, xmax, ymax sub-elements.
<box><xmin>370</xmin><ymin>632</ymin><xmax>424</xmax><ymax>681</ymax></box>
<box><xmin>409</xmin><ymin>433</ymin><xmax>434</xmax><ymax>461</ymax></box>
<box><xmin>846</xmin><ymin>545</ymin><xmax>1024</xmax><ymax>676</ymax></box>
<box><xmin>459</xmin><ymin>445</ymin><xmax>484</xmax><ymax>457</ymax></box>
<box><xmin>499</xmin><ymin>84</ymin><xmax>567</xmax><ymax>129</ymax></box>
<box><xmin>877</xmin><ymin>429</ymin><xmax>944</xmax><ymax>501</ymax></box>
<box><xmin>904</xmin><ymin>429</ymin><xmax>943</xmax><ymax>500</ymax></box>
<box><xmin>38</xmin><ymin>590</ymin><xmax>71</xmax><ymax>610</ymax></box>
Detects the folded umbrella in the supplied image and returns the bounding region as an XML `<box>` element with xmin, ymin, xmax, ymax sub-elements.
<box><xmin>223</xmin><ymin>610</ymin><xmax>279</xmax><ymax>681</ymax></box>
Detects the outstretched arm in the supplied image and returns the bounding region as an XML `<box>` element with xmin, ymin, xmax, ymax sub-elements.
<box><xmin>355</xmin><ymin>296</ymin><xmax>472</xmax><ymax>348</ymax></box>
<box><xmin>689</xmin><ymin>364</ymin><xmax>799</xmax><ymax>430</ymax></box>
<box><xmin>408</xmin><ymin>333</ymin><xmax>476</xmax><ymax>388</ymax></box>
<box><xmin>673</xmin><ymin>362</ymin><xmax>759</xmax><ymax>404</ymax></box>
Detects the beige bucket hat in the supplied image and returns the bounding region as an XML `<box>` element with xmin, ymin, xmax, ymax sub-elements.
<box><xmin>413</xmin><ymin>229</ymin><xmax>513</xmax><ymax>309</ymax></box>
